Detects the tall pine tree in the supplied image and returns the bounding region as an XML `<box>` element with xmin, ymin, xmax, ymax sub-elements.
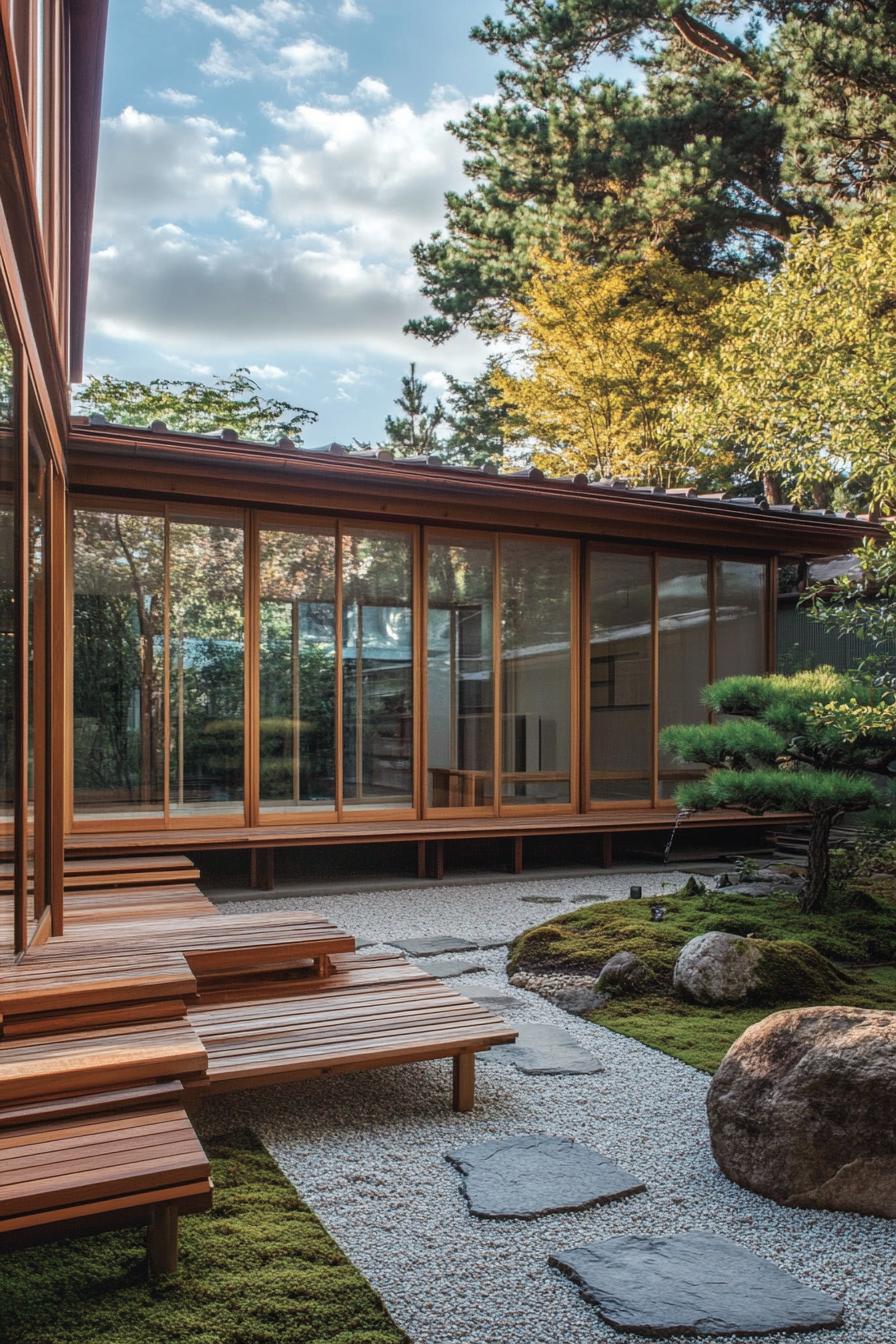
<box><xmin>382</xmin><ymin>363</ymin><xmax>445</xmax><ymax>454</ymax></box>
<box><xmin>408</xmin><ymin>1</ymin><xmax>896</xmax><ymax>343</ymax></box>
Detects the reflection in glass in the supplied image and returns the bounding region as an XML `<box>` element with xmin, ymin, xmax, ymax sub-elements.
<box><xmin>169</xmin><ymin>519</ymin><xmax>244</xmax><ymax>813</ymax></box>
<box><xmin>501</xmin><ymin>538</ymin><xmax>572</xmax><ymax>804</ymax></box>
<box><xmin>342</xmin><ymin>528</ymin><xmax>413</xmax><ymax>810</ymax></box>
<box><xmin>590</xmin><ymin>553</ymin><xmax>652</xmax><ymax>802</ymax></box>
<box><xmin>427</xmin><ymin>539</ymin><xmax>494</xmax><ymax>809</ymax></box>
<box><xmin>658</xmin><ymin>556</ymin><xmax>710</xmax><ymax>798</ymax></box>
<box><xmin>0</xmin><ymin>317</ymin><xmax>13</xmax><ymax>832</ymax></box>
<box><xmin>716</xmin><ymin>560</ymin><xmax>767</xmax><ymax>680</ymax></box>
<box><xmin>72</xmin><ymin>509</ymin><xmax>165</xmax><ymax>817</ymax></box>
<box><xmin>259</xmin><ymin>527</ymin><xmax>336</xmax><ymax>812</ymax></box>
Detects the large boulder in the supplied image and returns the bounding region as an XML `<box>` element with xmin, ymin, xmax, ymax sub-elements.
<box><xmin>707</xmin><ymin>1006</ymin><xmax>896</xmax><ymax>1216</ymax></box>
<box><xmin>673</xmin><ymin>931</ymin><xmax>844</xmax><ymax>1006</ymax></box>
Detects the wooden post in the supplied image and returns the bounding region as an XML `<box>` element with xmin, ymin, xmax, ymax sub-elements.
<box><xmin>598</xmin><ymin>832</ymin><xmax>613</xmax><ymax>868</ymax></box>
<box><xmin>250</xmin><ymin>847</ymin><xmax>275</xmax><ymax>891</ymax></box>
<box><xmin>416</xmin><ymin>839</ymin><xmax>427</xmax><ymax>879</ymax></box>
<box><xmin>148</xmin><ymin>1204</ymin><xmax>179</xmax><ymax>1277</ymax></box>
<box><xmin>510</xmin><ymin>836</ymin><xmax>523</xmax><ymax>874</ymax></box>
<box><xmin>426</xmin><ymin>839</ymin><xmax>445</xmax><ymax>880</ymax></box>
<box><xmin>452</xmin><ymin>1052</ymin><xmax>474</xmax><ymax>1112</ymax></box>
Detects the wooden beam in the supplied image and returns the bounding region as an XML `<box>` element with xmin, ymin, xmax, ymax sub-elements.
<box><xmin>249</xmin><ymin>848</ymin><xmax>275</xmax><ymax>891</ymax></box>
<box><xmin>510</xmin><ymin>836</ymin><xmax>523</xmax><ymax>875</ymax></box>
<box><xmin>147</xmin><ymin>1203</ymin><xmax>179</xmax><ymax>1278</ymax></box>
<box><xmin>452</xmin><ymin>1053</ymin><xmax>474</xmax><ymax>1113</ymax></box>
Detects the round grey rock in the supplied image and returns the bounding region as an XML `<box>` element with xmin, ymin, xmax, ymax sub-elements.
<box><xmin>596</xmin><ymin>950</ymin><xmax>652</xmax><ymax>994</ymax></box>
<box><xmin>446</xmin><ymin>1135</ymin><xmax>646</xmax><ymax>1219</ymax></box>
<box><xmin>673</xmin><ymin>931</ymin><xmax>764</xmax><ymax>1005</ymax></box>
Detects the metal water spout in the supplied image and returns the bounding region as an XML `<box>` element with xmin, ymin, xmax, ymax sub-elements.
<box><xmin>663</xmin><ymin>807</ymin><xmax>693</xmax><ymax>864</ymax></box>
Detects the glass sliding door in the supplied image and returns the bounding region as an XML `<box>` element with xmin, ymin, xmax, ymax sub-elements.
<box><xmin>715</xmin><ymin>560</ymin><xmax>767</xmax><ymax>679</ymax></box>
<box><xmin>342</xmin><ymin>527</ymin><xmax>414</xmax><ymax>811</ymax></box>
<box><xmin>589</xmin><ymin>551</ymin><xmax>653</xmax><ymax>802</ymax></box>
<box><xmin>426</xmin><ymin>536</ymin><xmax>495</xmax><ymax>810</ymax></box>
<box><xmin>500</xmin><ymin>537</ymin><xmax>574</xmax><ymax>807</ymax></box>
<box><xmin>72</xmin><ymin>508</ymin><xmax>165</xmax><ymax>819</ymax></box>
<box><xmin>0</xmin><ymin>318</ymin><xmax>14</xmax><ymax>836</ymax></box>
<box><xmin>259</xmin><ymin>525</ymin><xmax>337</xmax><ymax>814</ymax></box>
<box><xmin>169</xmin><ymin>517</ymin><xmax>244</xmax><ymax>815</ymax></box>
<box><xmin>657</xmin><ymin>556</ymin><xmax>710</xmax><ymax>799</ymax></box>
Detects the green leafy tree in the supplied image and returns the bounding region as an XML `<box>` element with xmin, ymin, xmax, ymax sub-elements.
<box><xmin>675</xmin><ymin>199</ymin><xmax>896</xmax><ymax>510</ymax></box>
<box><xmin>442</xmin><ymin>359</ymin><xmax>523</xmax><ymax>466</ymax></box>
<box><xmin>382</xmin><ymin>363</ymin><xmax>445</xmax><ymax>453</ymax></box>
<box><xmin>806</xmin><ymin>525</ymin><xmax>896</xmax><ymax>690</ymax></box>
<box><xmin>408</xmin><ymin>0</ymin><xmax>896</xmax><ymax>344</ymax></box>
<box><xmin>76</xmin><ymin>368</ymin><xmax>317</xmax><ymax>443</ymax></box>
<box><xmin>660</xmin><ymin>669</ymin><xmax>892</xmax><ymax>912</ymax></box>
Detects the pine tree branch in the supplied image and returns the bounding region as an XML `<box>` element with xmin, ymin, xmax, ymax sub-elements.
<box><xmin>668</xmin><ymin>6</ymin><xmax>758</xmax><ymax>81</ymax></box>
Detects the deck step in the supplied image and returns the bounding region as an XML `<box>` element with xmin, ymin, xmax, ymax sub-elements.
<box><xmin>0</xmin><ymin>1019</ymin><xmax>208</xmax><ymax>1104</ymax></box>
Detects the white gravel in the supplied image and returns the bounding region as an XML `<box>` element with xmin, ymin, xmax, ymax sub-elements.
<box><xmin>201</xmin><ymin>871</ymin><xmax>896</xmax><ymax>1344</ymax></box>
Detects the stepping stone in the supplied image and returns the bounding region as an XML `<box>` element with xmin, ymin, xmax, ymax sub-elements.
<box><xmin>389</xmin><ymin>935</ymin><xmax>478</xmax><ymax>956</ymax></box>
<box><xmin>570</xmin><ymin>893</ymin><xmax>615</xmax><ymax>903</ymax></box>
<box><xmin>446</xmin><ymin>1135</ymin><xmax>645</xmax><ymax>1219</ymax></box>
<box><xmin>549</xmin><ymin>1231</ymin><xmax>844</xmax><ymax>1337</ymax></box>
<box><xmin>487</xmin><ymin>1023</ymin><xmax>603</xmax><ymax>1075</ymax></box>
<box><xmin>355</xmin><ymin>937</ymin><xmax>379</xmax><ymax>949</ymax></box>
<box><xmin>519</xmin><ymin>894</ymin><xmax>564</xmax><ymax>904</ymax></box>
<box><xmin>475</xmin><ymin>934</ymin><xmax>516</xmax><ymax>949</ymax></box>
<box><xmin>469</xmin><ymin>990</ymin><xmax>521</xmax><ymax>1013</ymax></box>
<box><xmin>413</xmin><ymin>958</ymin><xmax>486</xmax><ymax>979</ymax></box>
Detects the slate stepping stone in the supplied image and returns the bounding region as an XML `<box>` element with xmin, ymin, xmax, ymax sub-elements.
<box><xmin>487</xmin><ymin>1023</ymin><xmax>603</xmax><ymax>1075</ymax></box>
<box><xmin>519</xmin><ymin>894</ymin><xmax>564</xmax><ymax>904</ymax></box>
<box><xmin>549</xmin><ymin>1231</ymin><xmax>844</xmax><ymax>1338</ymax></box>
<box><xmin>389</xmin><ymin>935</ymin><xmax>478</xmax><ymax>956</ymax></box>
<box><xmin>446</xmin><ymin>1135</ymin><xmax>645</xmax><ymax>1219</ymax></box>
<box><xmin>355</xmin><ymin>937</ymin><xmax>379</xmax><ymax>949</ymax></box>
<box><xmin>475</xmin><ymin>934</ymin><xmax>516</xmax><ymax>949</ymax></box>
<box><xmin>412</xmin><ymin>957</ymin><xmax>487</xmax><ymax>979</ymax></box>
<box><xmin>469</xmin><ymin>990</ymin><xmax>521</xmax><ymax>1013</ymax></box>
<box><xmin>570</xmin><ymin>893</ymin><xmax>615</xmax><ymax>903</ymax></box>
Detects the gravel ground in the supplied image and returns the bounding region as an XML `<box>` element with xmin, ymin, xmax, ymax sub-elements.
<box><xmin>201</xmin><ymin>872</ymin><xmax>896</xmax><ymax>1344</ymax></box>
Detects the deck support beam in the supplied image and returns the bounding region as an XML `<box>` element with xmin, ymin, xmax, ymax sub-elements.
<box><xmin>510</xmin><ymin>837</ymin><xmax>523</xmax><ymax>875</ymax></box>
<box><xmin>452</xmin><ymin>1052</ymin><xmax>474</xmax><ymax>1113</ymax></box>
<box><xmin>250</xmin><ymin>848</ymin><xmax>275</xmax><ymax>891</ymax></box>
<box><xmin>425</xmin><ymin>840</ymin><xmax>445</xmax><ymax>881</ymax></box>
<box><xmin>148</xmin><ymin>1204</ymin><xmax>179</xmax><ymax>1278</ymax></box>
<box><xmin>598</xmin><ymin>832</ymin><xmax>613</xmax><ymax>868</ymax></box>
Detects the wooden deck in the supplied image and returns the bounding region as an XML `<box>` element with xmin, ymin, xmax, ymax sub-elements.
<box><xmin>0</xmin><ymin>868</ymin><xmax>517</xmax><ymax>1270</ymax></box>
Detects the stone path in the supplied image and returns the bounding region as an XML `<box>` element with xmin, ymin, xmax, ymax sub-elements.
<box><xmin>488</xmin><ymin>1022</ymin><xmax>604</xmax><ymax>1075</ymax></box>
<box><xmin>447</xmin><ymin>1135</ymin><xmax>645</xmax><ymax>1219</ymax></box>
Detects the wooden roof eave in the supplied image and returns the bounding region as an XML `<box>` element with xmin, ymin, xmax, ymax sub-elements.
<box><xmin>64</xmin><ymin>425</ymin><xmax>886</xmax><ymax>558</ymax></box>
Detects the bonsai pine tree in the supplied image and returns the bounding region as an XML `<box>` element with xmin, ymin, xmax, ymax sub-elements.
<box><xmin>660</xmin><ymin>669</ymin><xmax>894</xmax><ymax>912</ymax></box>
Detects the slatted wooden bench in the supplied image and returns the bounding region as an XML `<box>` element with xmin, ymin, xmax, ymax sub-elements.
<box><xmin>0</xmin><ymin>952</ymin><xmax>197</xmax><ymax>1037</ymax></box>
<box><xmin>186</xmin><ymin>951</ymin><xmax>517</xmax><ymax>1112</ymax></box>
<box><xmin>0</xmin><ymin>1104</ymin><xmax>212</xmax><ymax>1275</ymax></box>
<box><xmin>0</xmin><ymin>854</ymin><xmax>200</xmax><ymax>896</ymax></box>
<box><xmin>29</xmin><ymin>913</ymin><xmax>356</xmax><ymax>985</ymax></box>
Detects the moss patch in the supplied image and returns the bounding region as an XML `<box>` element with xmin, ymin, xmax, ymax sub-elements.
<box><xmin>0</xmin><ymin>1131</ymin><xmax>406</xmax><ymax>1344</ymax></box>
<box><xmin>508</xmin><ymin>882</ymin><xmax>896</xmax><ymax>1075</ymax></box>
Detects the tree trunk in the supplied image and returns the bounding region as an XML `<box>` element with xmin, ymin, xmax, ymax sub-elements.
<box><xmin>763</xmin><ymin>472</ymin><xmax>784</xmax><ymax>505</ymax></box>
<box><xmin>801</xmin><ymin>811</ymin><xmax>835</xmax><ymax>913</ymax></box>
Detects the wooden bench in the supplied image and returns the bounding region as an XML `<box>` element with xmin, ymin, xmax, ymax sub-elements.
<box><xmin>0</xmin><ymin>854</ymin><xmax>200</xmax><ymax>896</ymax></box>
<box><xmin>29</xmin><ymin>913</ymin><xmax>356</xmax><ymax>985</ymax></box>
<box><xmin>0</xmin><ymin>1104</ymin><xmax>212</xmax><ymax>1275</ymax></box>
<box><xmin>63</xmin><ymin>884</ymin><xmax>218</xmax><ymax>925</ymax></box>
<box><xmin>186</xmin><ymin>951</ymin><xmax>517</xmax><ymax>1112</ymax></box>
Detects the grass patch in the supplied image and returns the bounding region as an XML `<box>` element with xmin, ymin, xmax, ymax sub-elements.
<box><xmin>0</xmin><ymin>1131</ymin><xmax>406</xmax><ymax>1344</ymax></box>
<box><xmin>508</xmin><ymin>880</ymin><xmax>896</xmax><ymax>1074</ymax></box>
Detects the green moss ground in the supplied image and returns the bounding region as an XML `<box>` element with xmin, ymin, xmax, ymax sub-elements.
<box><xmin>0</xmin><ymin>1131</ymin><xmax>406</xmax><ymax>1344</ymax></box>
<box><xmin>508</xmin><ymin>881</ymin><xmax>896</xmax><ymax>1074</ymax></box>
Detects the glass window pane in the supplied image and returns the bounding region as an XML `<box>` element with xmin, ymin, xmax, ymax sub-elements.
<box><xmin>27</xmin><ymin>442</ymin><xmax>46</xmax><ymax>923</ymax></box>
<box><xmin>427</xmin><ymin>538</ymin><xmax>494</xmax><ymax>810</ymax></box>
<box><xmin>342</xmin><ymin>528</ymin><xmax>413</xmax><ymax>810</ymax></box>
<box><xmin>72</xmin><ymin>509</ymin><xmax>165</xmax><ymax>818</ymax></box>
<box><xmin>716</xmin><ymin>560</ymin><xmax>767</xmax><ymax>680</ymax></box>
<box><xmin>658</xmin><ymin>556</ymin><xmax>710</xmax><ymax>799</ymax></box>
<box><xmin>169</xmin><ymin>518</ymin><xmax>244</xmax><ymax>814</ymax></box>
<box><xmin>259</xmin><ymin>526</ymin><xmax>336</xmax><ymax>813</ymax></box>
<box><xmin>0</xmin><ymin>318</ymin><xmax>14</xmax><ymax>837</ymax></box>
<box><xmin>589</xmin><ymin>552</ymin><xmax>652</xmax><ymax>802</ymax></box>
<box><xmin>500</xmin><ymin>538</ymin><xmax>572</xmax><ymax>805</ymax></box>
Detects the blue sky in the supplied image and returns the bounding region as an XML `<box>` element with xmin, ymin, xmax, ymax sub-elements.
<box><xmin>85</xmin><ymin>0</ymin><xmax>511</xmax><ymax>445</ymax></box>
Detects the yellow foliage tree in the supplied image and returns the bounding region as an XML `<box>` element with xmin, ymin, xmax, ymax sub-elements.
<box><xmin>492</xmin><ymin>252</ymin><xmax>730</xmax><ymax>485</ymax></box>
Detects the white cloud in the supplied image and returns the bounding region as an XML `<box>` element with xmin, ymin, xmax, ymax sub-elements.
<box><xmin>260</xmin><ymin>88</ymin><xmax>468</xmax><ymax>256</ymax></box>
<box><xmin>149</xmin><ymin>0</ymin><xmax>306</xmax><ymax>42</ymax></box>
<box><xmin>353</xmin><ymin>75</ymin><xmax>390</xmax><ymax>103</ymax></box>
<box><xmin>94</xmin><ymin>107</ymin><xmax>257</xmax><ymax>230</ymax></box>
<box><xmin>277</xmin><ymin>37</ymin><xmax>346</xmax><ymax>82</ymax></box>
<box><xmin>247</xmin><ymin>362</ymin><xmax>288</xmax><ymax>379</ymax></box>
<box><xmin>422</xmin><ymin>369</ymin><xmax>448</xmax><ymax>392</ymax></box>
<box><xmin>199</xmin><ymin>38</ymin><xmax>252</xmax><ymax>82</ymax></box>
<box><xmin>337</xmin><ymin>0</ymin><xmax>370</xmax><ymax>20</ymax></box>
<box><xmin>229</xmin><ymin>206</ymin><xmax>274</xmax><ymax>231</ymax></box>
<box><xmin>156</xmin><ymin>87</ymin><xmax>200</xmax><ymax>106</ymax></box>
